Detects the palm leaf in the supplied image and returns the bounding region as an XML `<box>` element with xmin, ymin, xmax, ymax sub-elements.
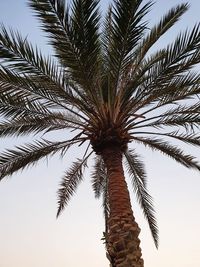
<box><xmin>29</xmin><ymin>0</ymin><xmax>101</xmax><ymax>96</ymax></box>
<box><xmin>112</xmin><ymin>3</ymin><xmax>189</xmax><ymax>106</ymax></box>
<box><xmin>131</xmin><ymin>71</ymin><xmax>200</xmax><ymax>116</ymax></box>
<box><xmin>0</xmin><ymin>66</ymin><xmax>90</xmax><ymax>123</ymax></box>
<box><xmin>57</xmin><ymin>153</ymin><xmax>91</xmax><ymax>217</ymax></box>
<box><xmin>131</xmin><ymin>102</ymin><xmax>200</xmax><ymax>130</ymax></box>
<box><xmin>143</xmin><ymin>24</ymin><xmax>200</xmax><ymax>90</ymax></box>
<box><xmin>124</xmin><ymin>149</ymin><xmax>158</xmax><ymax>248</ymax></box>
<box><xmin>133</xmin><ymin>136</ymin><xmax>200</xmax><ymax>171</ymax></box>
<box><xmin>70</xmin><ymin>0</ymin><xmax>101</xmax><ymax>79</ymax></box>
<box><xmin>156</xmin><ymin>131</ymin><xmax>200</xmax><ymax>147</ymax></box>
<box><xmin>0</xmin><ymin>25</ymin><xmax>70</xmax><ymax>95</ymax></box>
<box><xmin>0</xmin><ymin>114</ymin><xmax>78</xmax><ymax>137</ymax></box>
<box><xmin>91</xmin><ymin>155</ymin><xmax>107</xmax><ymax>198</ymax></box>
<box><xmin>91</xmin><ymin>155</ymin><xmax>109</xmax><ymax>231</ymax></box>
<box><xmin>103</xmin><ymin>0</ymin><xmax>153</xmax><ymax>100</ymax></box>
<box><xmin>164</xmin><ymin>131</ymin><xmax>200</xmax><ymax>146</ymax></box>
<box><xmin>133</xmin><ymin>3</ymin><xmax>189</xmax><ymax>69</ymax></box>
<box><xmin>0</xmin><ymin>66</ymin><xmax>69</xmax><ymax>109</ymax></box>
<box><xmin>0</xmin><ymin>138</ymin><xmax>79</xmax><ymax>180</ymax></box>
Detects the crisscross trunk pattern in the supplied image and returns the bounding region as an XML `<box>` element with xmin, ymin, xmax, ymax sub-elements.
<box><xmin>102</xmin><ymin>146</ymin><xmax>143</xmax><ymax>267</ymax></box>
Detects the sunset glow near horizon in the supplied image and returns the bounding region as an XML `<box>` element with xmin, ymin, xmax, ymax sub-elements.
<box><xmin>0</xmin><ymin>1</ymin><xmax>200</xmax><ymax>267</ymax></box>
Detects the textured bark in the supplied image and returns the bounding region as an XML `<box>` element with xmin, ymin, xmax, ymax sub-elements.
<box><xmin>102</xmin><ymin>146</ymin><xmax>143</xmax><ymax>267</ymax></box>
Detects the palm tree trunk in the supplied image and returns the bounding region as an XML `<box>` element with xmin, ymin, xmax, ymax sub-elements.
<box><xmin>102</xmin><ymin>146</ymin><xmax>144</xmax><ymax>267</ymax></box>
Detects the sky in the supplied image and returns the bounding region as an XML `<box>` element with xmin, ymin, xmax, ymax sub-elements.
<box><xmin>0</xmin><ymin>1</ymin><xmax>200</xmax><ymax>267</ymax></box>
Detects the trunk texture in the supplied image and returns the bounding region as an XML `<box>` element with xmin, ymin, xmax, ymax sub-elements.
<box><xmin>102</xmin><ymin>146</ymin><xmax>144</xmax><ymax>267</ymax></box>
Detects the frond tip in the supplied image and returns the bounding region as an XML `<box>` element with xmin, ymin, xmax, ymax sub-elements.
<box><xmin>56</xmin><ymin>155</ymin><xmax>90</xmax><ymax>217</ymax></box>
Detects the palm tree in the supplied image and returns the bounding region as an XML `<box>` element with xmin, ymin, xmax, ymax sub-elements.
<box><xmin>0</xmin><ymin>0</ymin><xmax>200</xmax><ymax>266</ymax></box>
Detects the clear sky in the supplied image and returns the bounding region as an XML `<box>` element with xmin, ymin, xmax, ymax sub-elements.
<box><xmin>0</xmin><ymin>1</ymin><xmax>200</xmax><ymax>267</ymax></box>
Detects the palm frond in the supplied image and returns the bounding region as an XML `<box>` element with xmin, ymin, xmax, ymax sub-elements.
<box><xmin>104</xmin><ymin>0</ymin><xmax>153</xmax><ymax>99</ymax></box>
<box><xmin>0</xmin><ymin>85</ymin><xmax>52</xmax><ymax>119</ymax></box>
<box><xmin>131</xmin><ymin>102</ymin><xmax>200</xmax><ymax>130</ymax></box>
<box><xmin>0</xmin><ymin>65</ymin><xmax>68</xmax><ymax>109</ymax></box>
<box><xmin>131</xmin><ymin>129</ymin><xmax>200</xmax><ymax>147</ymax></box>
<box><xmin>142</xmin><ymin>24</ymin><xmax>200</xmax><ymax>89</ymax></box>
<box><xmin>116</xmin><ymin>5</ymin><xmax>192</xmax><ymax>110</ymax></box>
<box><xmin>120</xmin><ymin>49</ymin><xmax>167</xmax><ymax>105</ymax></box>
<box><xmin>125</xmin><ymin>24</ymin><xmax>200</xmax><ymax>115</ymax></box>
<box><xmin>155</xmin><ymin>74</ymin><xmax>200</xmax><ymax>107</ymax></box>
<box><xmin>0</xmin><ymin>25</ymin><xmax>70</xmax><ymax>94</ymax></box>
<box><xmin>57</xmin><ymin>153</ymin><xmax>91</xmax><ymax>217</ymax></box>
<box><xmin>0</xmin><ymin>66</ymin><xmax>91</xmax><ymax>123</ymax></box>
<box><xmin>91</xmin><ymin>155</ymin><xmax>109</xmax><ymax>230</ymax></box>
<box><xmin>0</xmin><ymin>113</ymin><xmax>80</xmax><ymax>137</ymax></box>
<box><xmin>91</xmin><ymin>155</ymin><xmax>107</xmax><ymax>198</ymax></box>
<box><xmin>133</xmin><ymin>3</ymin><xmax>189</xmax><ymax>69</ymax></box>
<box><xmin>28</xmin><ymin>0</ymin><xmax>70</xmax><ymax>57</ymax></box>
<box><xmin>0</xmin><ymin>138</ymin><xmax>79</xmax><ymax>180</ymax></box>
<box><xmin>158</xmin><ymin>131</ymin><xmax>200</xmax><ymax>147</ymax></box>
<box><xmin>124</xmin><ymin>149</ymin><xmax>158</xmax><ymax>248</ymax></box>
<box><xmin>29</xmin><ymin>0</ymin><xmax>101</xmax><ymax>96</ymax></box>
<box><xmin>70</xmin><ymin>0</ymin><xmax>101</xmax><ymax>80</ymax></box>
<box><xmin>133</xmin><ymin>136</ymin><xmax>200</xmax><ymax>171</ymax></box>
<box><xmin>106</xmin><ymin>2</ymin><xmax>188</xmax><ymax>106</ymax></box>
<box><xmin>131</xmin><ymin>70</ymin><xmax>200</xmax><ymax>116</ymax></box>
<box><xmin>144</xmin><ymin>111</ymin><xmax>200</xmax><ymax>131</ymax></box>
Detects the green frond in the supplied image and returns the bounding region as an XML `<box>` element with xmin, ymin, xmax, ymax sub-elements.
<box><xmin>103</xmin><ymin>0</ymin><xmax>153</xmax><ymax>100</ymax></box>
<box><xmin>116</xmin><ymin>4</ymin><xmax>193</xmax><ymax>110</ymax></box>
<box><xmin>0</xmin><ymin>87</ymin><xmax>51</xmax><ymax>119</ymax></box>
<box><xmin>0</xmin><ymin>113</ymin><xmax>80</xmax><ymax>138</ymax></box>
<box><xmin>70</xmin><ymin>0</ymin><xmax>101</xmax><ymax>79</ymax></box>
<box><xmin>124</xmin><ymin>149</ymin><xmax>158</xmax><ymax>248</ymax></box>
<box><xmin>0</xmin><ymin>139</ymin><xmax>79</xmax><ymax>180</ymax></box>
<box><xmin>155</xmin><ymin>73</ymin><xmax>200</xmax><ymax>107</ymax></box>
<box><xmin>91</xmin><ymin>155</ymin><xmax>109</xmax><ymax>229</ymax></box>
<box><xmin>133</xmin><ymin>136</ymin><xmax>200</xmax><ymax>171</ymax></box>
<box><xmin>147</xmin><ymin>111</ymin><xmax>200</xmax><ymax>131</ymax></box>
<box><xmin>28</xmin><ymin>0</ymin><xmax>70</xmax><ymax>50</ymax></box>
<box><xmin>100</xmin><ymin>5</ymin><xmax>114</xmax><ymax>105</ymax></box>
<box><xmin>0</xmin><ymin>66</ymin><xmax>91</xmax><ymax>122</ymax></box>
<box><xmin>160</xmin><ymin>131</ymin><xmax>200</xmax><ymax>147</ymax></box>
<box><xmin>0</xmin><ymin>66</ymin><xmax>33</xmax><ymax>100</ymax></box>
<box><xmin>131</xmin><ymin>130</ymin><xmax>200</xmax><ymax>147</ymax></box>
<box><xmin>133</xmin><ymin>3</ymin><xmax>189</xmax><ymax>69</ymax></box>
<box><xmin>0</xmin><ymin>66</ymin><xmax>68</xmax><ymax>109</ymax></box>
<box><xmin>162</xmin><ymin>103</ymin><xmax>200</xmax><ymax>117</ymax></box>
<box><xmin>0</xmin><ymin>25</ymin><xmax>69</xmax><ymax>93</ymax></box>
<box><xmin>91</xmin><ymin>155</ymin><xmax>107</xmax><ymax>198</ymax></box>
<box><xmin>57</xmin><ymin>154</ymin><xmax>91</xmax><ymax>217</ymax></box>
<box><xmin>101</xmin><ymin>4</ymin><xmax>113</xmax><ymax>64</ymax></box>
<box><xmin>29</xmin><ymin>0</ymin><xmax>101</xmax><ymax>97</ymax></box>
<box><xmin>130</xmin><ymin>102</ymin><xmax>200</xmax><ymax>132</ymax></box>
<box><xmin>144</xmin><ymin>24</ymin><xmax>200</xmax><ymax>87</ymax></box>
<box><xmin>121</xmin><ymin>49</ymin><xmax>167</xmax><ymax>105</ymax></box>
<box><xmin>164</xmin><ymin>23</ymin><xmax>200</xmax><ymax>67</ymax></box>
<box><xmin>126</xmin><ymin>23</ymin><xmax>200</xmax><ymax>114</ymax></box>
<box><xmin>131</xmin><ymin>71</ymin><xmax>200</xmax><ymax>116</ymax></box>
<box><xmin>131</xmin><ymin>102</ymin><xmax>200</xmax><ymax>131</ymax></box>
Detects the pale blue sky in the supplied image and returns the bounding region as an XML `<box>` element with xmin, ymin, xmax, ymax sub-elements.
<box><xmin>0</xmin><ymin>1</ymin><xmax>200</xmax><ymax>267</ymax></box>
